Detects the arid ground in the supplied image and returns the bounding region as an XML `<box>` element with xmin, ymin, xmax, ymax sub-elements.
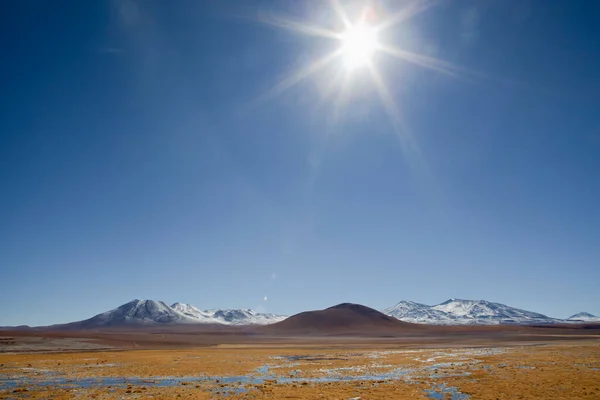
<box><xmin>1</xmin><ymin>324</ymin><xmax>600</xmax><ymax>399</ymax></box>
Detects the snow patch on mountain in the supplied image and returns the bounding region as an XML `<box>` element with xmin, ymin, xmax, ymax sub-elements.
<box><xmin>383</xmin><ymin>301</ymin><xmax>457</xmax><ymax>324</ymax></box>
<box><xmin>171</xmin><ymin>302</ymin><xmax>216</xmax><ymax>323</ymax></box>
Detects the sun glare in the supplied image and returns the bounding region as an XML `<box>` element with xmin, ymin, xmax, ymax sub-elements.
<box><xmin>340</xmin><ymin>24</ymin><xmax>378</xmax><ymax>69</ymax></box>
<box><xmin>254</xmin><ymin>0</ymin><xmax>463</xmax><ymax>167</ymax></box>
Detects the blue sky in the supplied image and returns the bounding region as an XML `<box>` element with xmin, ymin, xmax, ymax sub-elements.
<box><xmin>1</xmin><ymin>0</ymin><xmax>599</xmax><ymax>326</ymax></box>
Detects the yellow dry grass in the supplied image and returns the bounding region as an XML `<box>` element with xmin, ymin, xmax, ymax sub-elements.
<box><xmin>1</xmin><ymin>341</ymin><xmax>599</xmax><ymax>399</ymax></box>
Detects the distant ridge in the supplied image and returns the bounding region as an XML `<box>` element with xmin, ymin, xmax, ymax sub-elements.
<box><xmin>4</xmin><ymin>298</ymin><xmax>595</xmax><ymax>329</ymax></box>
<box><xmin>567</xmin><ymin>312</ymin><xmax>600</xmax><ymax>322</ymax></box>
<box><xmin>383</xmin><ymin>298</ymin><xmax>564</xmax><ymax>325</ymax></box>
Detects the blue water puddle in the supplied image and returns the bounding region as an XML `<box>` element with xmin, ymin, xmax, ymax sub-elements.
<box><xmin>1</xmin><ymin>372</ymin><xmax>472</xmax><ymax>400</ymax></box>
<box><xmin>1</xmin><ymin>363</ymin><xmax>472</xmax><ymax>398</ymax></box>
<box><xmin>428</xmin><ymin>363</ymin><xmax>462</xmax><ymax>369</ymax></box>
<box><xmin>1</xmin><ymin>376</ymin><xmax>224</xmax><ymax>389</ymax></box>
<box><xmin>425</xmin><ymin>383</ymin><xmax>470</xmax><ymax>399</ymax></box>
<box><xmin>255</xmin><ymin>365</ymin><xmax>271</xmax><ymax>376</ymax></box>
<box><xmin>429</xmin><ymin>372</ymin><xmax>471</xmax><ymax>379</ymax></box>
<box><xmin>0</xmin><ymin>369</ymin><xmax>450</xmax><ymax>385</ymax></box>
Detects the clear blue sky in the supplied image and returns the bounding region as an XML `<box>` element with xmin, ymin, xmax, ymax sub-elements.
<box><xmin>1</xmin><ymin>0</ymin><xmax>599</xmax><ymax>326</ymax></box>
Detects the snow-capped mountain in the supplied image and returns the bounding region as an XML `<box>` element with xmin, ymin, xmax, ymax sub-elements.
<box><xmin>384</xmin><ymin>298</ymin><xmax>563</xmax><ymax>325</ymax></box>
<box><xmin>64</xmin><ymin>300</ymin><xmax>287</xmax><ymax>328</ymax></box>
<box><xmin>172</xmin><ymin>303</ymin><xmax>286</xmax><ymax>325</ymax></box>
<box><xmin>211</xmin><ymin>309</ymin><xmax>285</xmax><ymax>325</ymax></box>
<box><xmin>74</xmin><ymin>300</ymin><xmax>197</xmax><ymax>328</ymax></box>
<box><xmin>383</xmin><ymin>301</ymin><xmax>457</xmax><ymax>324</ymax></box>
<box><xmin>433</xmin><ymin>298</ymin><xmax>558</xmax><ymax>324</ymax></box>
<box><xmin>567</xmin><ymin>312</ymin><xmax>600</xmax><ymax>322</ymax></box>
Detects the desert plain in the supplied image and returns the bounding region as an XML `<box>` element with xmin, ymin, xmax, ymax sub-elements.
<box><xmin>1</xmin><ymin>322</ymin><xmax>600</xmax><ymax>399</ymax></box>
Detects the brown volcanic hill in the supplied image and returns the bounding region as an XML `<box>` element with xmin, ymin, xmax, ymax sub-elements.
<box><xmin>260</xmin><ymin>303</ymin><xmax>422</xmax><ymax>336</ymax></box>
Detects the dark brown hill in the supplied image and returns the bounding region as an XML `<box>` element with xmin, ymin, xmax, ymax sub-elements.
<box><xmin>260</xmin><ymin>303</ymin><xmax>422</xmax><ymax>336</ymax></box>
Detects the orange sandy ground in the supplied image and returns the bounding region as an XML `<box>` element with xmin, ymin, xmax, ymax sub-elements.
<box><xmin>1</xmin><ymin>341</ymin><xmax>599</xmax><ymax>399</ymax></box>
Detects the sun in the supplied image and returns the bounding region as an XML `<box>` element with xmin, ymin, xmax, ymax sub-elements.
<box><xmin>339</xmin><ymin>24</ymin><xmax>379</xmax><ymax>69</ymax></box>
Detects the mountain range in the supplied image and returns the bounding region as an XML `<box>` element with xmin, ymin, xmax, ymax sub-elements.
<box><xmin>9</xmin><ymin>299</ymin><xmax>597</xmax><ymax>329</ymax></box>
<box><xmin>59</xmin><ymin>300</ymin><xmax>287</xmax><ymax>329</ymax></box>
<box><xmin>383</xmin><ymin>298</ymin><xmax>569</xmax><ymax>325</ymax></box>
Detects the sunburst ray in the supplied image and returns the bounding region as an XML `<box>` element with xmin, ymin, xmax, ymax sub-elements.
<box><xmin>368</xmin><ymin>63</ymin><xmax>422</xmax><ymax>163</ymax></box>
<box><xmin>252</xmin><ymin>49</ymin><xmax>343</xmax><ymax>107</ymax></box>
<box><xmin>330</xmin><ymin>0</ymin><xmax>352</xmax><ymax>29</ymax></box>
<box><xmin>257</xmin><ymin>11</ymin><xmax>339</xmax><ymax>40</ymax></box>
<box><xmin>376</xmin><ymin>0</ymin><xmax>440</xmax><ymax>32</ymax></box>
<box><xmin>380</xmin><ymin>45</ymin><xmax>462</xmax><ymax>77</ymax></box>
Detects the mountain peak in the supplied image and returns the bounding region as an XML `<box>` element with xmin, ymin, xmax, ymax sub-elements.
<box><xmin>440</xmin><ymin>298</ymin><xmax>472</xmax><ymax>304</ymax></box>
<box><xmin>171</xmin><ymin>302</ymin><xmax>198</xmax><ymax>310</ymax></box>
<box><xmin>326</xmin><ymin>303</ymin><xmax>366</xmax><ymax>310</ymax></box>
<box><xmin>394</xmin><ymin>300</ymin><xmax>425</xmax><ymax>306</ymax></box>
<box><xmin>75</xmin><ymin>299</ymin><xmax>193</xmax><ymax>328</ymax></box>
<box><xmin>567</xmin><ymin>312</ymin><xmax>599</xmax><ymax>322</ymax></box>
<box><xmin>326</xmin><ymin>303</ymin><xmax>394</xmax><ymax>317</ymax></box>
